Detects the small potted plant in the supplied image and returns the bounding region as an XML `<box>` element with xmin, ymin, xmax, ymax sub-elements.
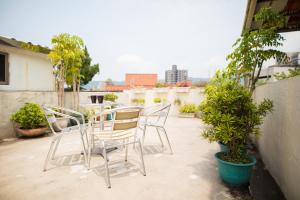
<box><xmin>153</xmin><ymin>97</ymin><xmax>161</xmax><ymax>104</ymax></box>
<box><xmin>104</xmin><ymin>93</ymin><xmax>118</xmax><ymax>102</ymax></box>
<box><xmin>199</xmin><ymin>73</ymin><xmax>273</xmax><ymax>186</ymax></box>
<box><xmin>179</xmin><ymin>103</ymin><xmax>198</xmax><ymax>118</ymax></box>
<box><xmin>131</xmin><ymin>98</ymin><xmax>145</xmax><ymax>106</ymax></box>
<box><xmin>11</xmin><ymin>103</ymin><xmax>48</xmax><ymax>137</ymax></box>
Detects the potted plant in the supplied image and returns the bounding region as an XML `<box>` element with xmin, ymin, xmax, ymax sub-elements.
<box><xmin>179</xmin><ymin>103</ymin><xmax>198</xmax><ymax>118</ymax></box>
<box><xmin>10</xmin><ymin>103</ymin><xmax>48</xmax><ymax>137</ymax></box>
<box><xmin>131</xmin><ymin>98</ymin><xmax>145</xmax><ymax>106</ymax></box>
<box><xmin>199</xmin><ymin>73</ymin><xmax>273</xmax><ymax>186</ymax></box>
<box><xmin>153</xmin><ymin>97</ymin><xmax>161</xmax><ymax>104</ymax></box>
<box><xmin>104</xmin><ymin>93</ymin><xmax>118</xmax><ymax>102</ymax></box>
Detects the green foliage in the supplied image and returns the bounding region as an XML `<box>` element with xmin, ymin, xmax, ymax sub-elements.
<box><xmin>132</xmin><ymin>98</ymin><xmax>145</xmax><ymax>105</ymax></box>
<box><xmin>104</xmin><ymin>93</ymin><xmax>118</xmax><ymax>102</ymax></box>
<box><xmin>20</xmin><ymin>42</ymin><xmax>50</xmax><ymax>54</ymax></box>
<box><xmin>174</xmin><ymin>98</ymin><xmax>182</xmax><ymax>106</ymax></box>
<box><xmin>153</xmin><ymin>97</ymin><xmax>161</xmax><ymax>103</ymax></box>
<box><xmin>274</xmin><ymin>68</ymin><xmax>300</xmax><ymax>80</ymax></box>
<box><xmin>155</xmin><ymin>83</ymin><xmax>168</xmax><ymax>88</ymax></box>
<box><xmin>180</xmin><ymin>103</ymin><xmax>198</xmax><ymax>113</ymax></box>
<box><xmin>48</xmin><ymin>33</ymin><xmax>85</xmax><ymax>107</ymax></box>
<box><xmin>10</xmin><ymin>103</ymin><xmax>47</xmax><ymax>129</ymax></box>
<box><xmin>80</xmin><ymin>46</ymin><xmax>100</xmax><ymax>86</ymax></box>
<box><xmin>199</xmin><ymin>74</ymin><xmax>273</xmax><ymax>163</ymax></box>
<box><xmin>227</xmin><ymin>7</ymin><xmax>288</xmax><ymax>92</ymax></box>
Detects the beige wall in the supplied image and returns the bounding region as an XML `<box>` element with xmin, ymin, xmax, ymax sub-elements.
<box><xmin>0</xmin><ymin>91</ymin><xmax>58</xmax><ymax>139</ymax></box>
<box><xmin>253</xmin><ymin>76</ymin><xmax>300</xmax><ymax>200</ymax></box>
<box><xmin>0</xmin><ymin>88</ymin><xmax>204</xmax><ymax>139</ymax></box>
<box><xmin>0</xmin><ymin>44</ymin><xmax>54</xmax><ymax>91</ymax></box>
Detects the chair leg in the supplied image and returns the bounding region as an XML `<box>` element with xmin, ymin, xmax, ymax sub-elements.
<box><xmin>142</xmin><ymin>125</ymin><xmax>147</xmax><ymax>145</ymax></box>
<box><xmin>133</xmin><ymin>128</ymin><xmax>138</xmax><ymax>149</ymax></box>
<box><xmin>87</xmin><ymin>134</ymin><xmax>92</xmax><ymax>169</ymax></box>
<box><xmin>137</xmin><ymin>139</ymin><xmax>146</xmax><ymax>176</ymax></box>
<box><xmin>80</xmin><ymin>133</ymin><xmax>88</xmax><ymax>167</ymax></box>
<box><xmin>125</xmin><ymin>139</ymin><xmax>129</xmax><ymax>162</ymax></box>
<box><xmin>161</xmin><ymin>127</ymin><xmax>173</xmax><ymax>154</ymax></box>
<box><xmin>51</xmin><ymin>136</ymin><xmax>62</xmax><ymax>160</ymax></box>
<box><xmin>102</xmin><ymin>141</ymin><xmax>111</xmax><ymax>188</ymax></box>
<box><xmin>155</xmin><ymin>127</ymin><xmax>164</xmax><ymax>147</ymax></box>
<box><xmin>43</xmin><ymin>139</ymin><xmax>56</xmax><ymax>171</ymax></box>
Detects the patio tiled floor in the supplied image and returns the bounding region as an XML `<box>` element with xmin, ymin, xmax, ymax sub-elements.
<box><xmin>0</xmin><ymin>117</ymin><xmax>235</xmax><ymax>200</ymax></box>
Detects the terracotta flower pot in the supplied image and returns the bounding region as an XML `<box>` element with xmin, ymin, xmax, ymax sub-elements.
<box><xmin>15</xmin><ymin>127</ymin><xmax>48</xmax><ymax>137</ymax></box>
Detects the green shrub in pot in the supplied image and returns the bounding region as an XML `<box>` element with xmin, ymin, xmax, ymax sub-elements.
<box><xmin>153</xmin><ymin>97</ymin><xmax>161</xmax><ymax>103</ymax></box>
<box><xmin>104</xmin><ymin>93</ymin><xmax>118</xmax><ymax>102</ymax></box>
<box><xmin>199</xmin><ymin>71</ymin><xmax>273</xmax><ymax>185</ymax></box>
<box><xmin>10</xmin><ymin>103</ymin><xmax>48</xmax><ymax>137</ymax></box>
<box><xmin>179</xmin><ymin>103</ymin><xmax>198</xmax><ymax>114</ymax></box>
<box><xmin>11</xmin><ymin>102</ymin><xmax>47</xmax><ymax>129</ymax></box>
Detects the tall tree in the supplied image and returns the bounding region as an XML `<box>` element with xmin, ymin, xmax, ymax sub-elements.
<box><xmin>80</xmin><ymin>46</ymin><xmax>100</xmax><ymax>86</ymax></box>
<box><xmin>48</xmin><ymin>33</ymin><xmax>84</xmax><ymax>108</ymax></box>
<box><xmin>226</xmin><ymin>7</ymin><xmax>288</xmax><ymax>93</ymax></box>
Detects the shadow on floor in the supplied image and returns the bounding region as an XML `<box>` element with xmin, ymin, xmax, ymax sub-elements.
<box><xmin>190</xmin><ymin>149</ymin><xmax>253</xmax><ymax>200</ymax></box>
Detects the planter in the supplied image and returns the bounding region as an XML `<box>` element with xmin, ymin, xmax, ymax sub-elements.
<box><xmin>97</xmin><ymin>95</ymin><xmax>104</xmax><ymax>104</ymax></box>
<box><xmin>15</xmin><ymin>127</ymin><xmax>48</xmax><ymax>137</ymax></box>
<box><xmin>178</xmin><ymin>113</ymin><xmax>195</xmax><ymax>118</ymax></box>
<box><xmin>53</xmin><ymin>118</ymin><xmax>70</xmax><ymax>132</ymax></box>
<box><xmin>218</xmin><ymin>141</ymin><xmax>229</xmax><ymax>152</ymax></box>
<box><xmin>90</xmin><ymin>95</ymin><xmax>97</xmax><ymax>103</ymax></box>
<box><xmin>215</xmin><ymin>152</ymin><xmax>256</xmax><ymax>186</ymax></box>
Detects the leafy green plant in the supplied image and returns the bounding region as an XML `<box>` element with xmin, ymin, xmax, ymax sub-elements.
<box><xmin>10</xmin><ymin>103</ymin><xmax>47</xmax><ymax>129</ymax></box>
<box><xmin>274</xmin><ymin>68</ymin><xmax>300</xmax><ymax>80</ymax></box>
<box><xmin>80</xmin><ymin>46</ymin><xmax>100</xmax><ymax>86</ymax></box>
<box><xmin>153</xmin><ymin>97</ymin><xmax>161</xmax><ymax>103</ymax></box>
<box><xmin>155</xmin><ymin>82</ymin><xmax>168</xmax><ymax>88</ymax></box>
<box><xmin>174</xmin><ymin>98</ymin><xmax>181</xmax><ymax>106</ymax></box>
<box><xmin>131</xmin><ymin>98</ymin><xmax>145</xmax><ymax>105</ymax></box>
<box><xmin>49</xmin><ymin>33</ymin><xmax>85</xmax><ymax>108</ymax></box>
<box><xmin>104</xmin><ymin>93</ymin><xmax>118</xmax><ymax>102</ymax></box>
<box><xmin>179</xmin><ymin>103</ymin><xmax>198</xmax><ymax>114</ymax></box>
<box><xmin>227</xmin><ymin>7</ymin><xmax>288</xmax><ymax>93</ymax></box>
<box><xmin>199</xmin><ymin>72</ymin><xmax>273</xmax><ymax>163</ymax></box>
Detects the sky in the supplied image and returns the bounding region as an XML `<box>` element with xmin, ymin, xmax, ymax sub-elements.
<box><xmin>0</xmin><ymin>0</ymin><xmax>299</xmax><ymax>81</ymax></box>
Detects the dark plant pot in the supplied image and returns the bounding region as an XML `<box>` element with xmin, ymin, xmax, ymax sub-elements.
<box><xmin>15</xmin><ymin>127</ymin><xmax>48</xmax><ymax>137</ymax></box>
<box><xmin>215</xmin><ymin>152</ymin><xmax>256</xmax><ymax>186</ymax></box>
<box><xmin>218</xmin><ymin>141</ymin><xmax>229</xmax><ymax>152</ymax></box>
<box><xmin>97</xmin><ymin>95</ymin><xmax>104</xmax><ymax>104</ymax></box>
<box><xmin>90</xmin><ymin>95</ymin><xmax>97</xmax><ymax>104</ymax></box>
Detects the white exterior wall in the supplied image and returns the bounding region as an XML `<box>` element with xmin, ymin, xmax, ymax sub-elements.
<box><xmin>0</xmin><ymin>44</ymin><xmax>54</xmax><ymax>91</ymax></box>
<box><xmin>253</xmin><ymin>76</ymin><xmax>300</xmax><ymax>200</ymax></box>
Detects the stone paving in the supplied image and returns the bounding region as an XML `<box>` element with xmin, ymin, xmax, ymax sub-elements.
<box><xmin>0</xmin><ymin>117</ymin><xmax>239</xmax><ymax>200</ymax></box>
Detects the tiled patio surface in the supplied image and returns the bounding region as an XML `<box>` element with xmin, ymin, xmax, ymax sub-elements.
<box><xmin>0</xmin><ymin>117</ymin><xmax>235</xmax><ymax>200</ymax></box>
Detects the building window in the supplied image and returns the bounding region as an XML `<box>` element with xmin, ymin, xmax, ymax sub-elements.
<box><xmin>0</xmin><ymin>52</ymin><xmax>9</xmax><ymax>85</ymax></box>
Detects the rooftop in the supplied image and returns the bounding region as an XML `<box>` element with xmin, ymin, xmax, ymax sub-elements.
<box><xmin>0</xmin><ymin>117</ymin><xmax>242</xmax><ymax>200</ymax></box>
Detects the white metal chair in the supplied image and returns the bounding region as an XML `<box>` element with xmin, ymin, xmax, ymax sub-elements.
<box><xmin>42</xmin><ymin>104</ymin><xmax>89</xmax><ymax>171</ymax></box>
<box><xmin>139</xmin><ymin>104</ymin><xmax>173</xmax><ymax>154</ymax></box>
<box><xmin>88</xmin><ymin>106</ymin><xmax>146</xmax><ymax>188</ymax></box>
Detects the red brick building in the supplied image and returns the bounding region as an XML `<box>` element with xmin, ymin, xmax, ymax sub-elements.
<box><xmin>105</xmin><ymin>73</ymin><xmax>157</xmax><ymax>92</ymax></box>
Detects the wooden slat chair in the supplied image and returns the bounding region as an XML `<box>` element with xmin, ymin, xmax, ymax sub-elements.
<box><xmin>42</xmin><ymin>104</ymin><xmax>89</xmax><ymax>171</ymax></box>
<box><xmin>88</xmin><ymin>106</ymin><xmax>146</xmax><ymax>188</ymax></box>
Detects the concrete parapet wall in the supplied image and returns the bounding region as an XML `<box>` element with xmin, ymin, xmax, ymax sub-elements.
<box><xmin>0</xmin><ymin>88</ymin><xmax>204</xmax><ymax>139</ymax></box>
<box><xmin>253</xmin><ymin>76</ymin><xmax>300</xmax><ymax>200</ymax></box>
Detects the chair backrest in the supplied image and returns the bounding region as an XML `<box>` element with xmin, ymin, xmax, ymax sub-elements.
<box><xmin>112</xmin><ymin>107</ymin><xmax>142</xmax><ymax>131</ymax></box>
<box><xmin>42</xmin><ymin>105</ymin><xmax>63</xmax><ymax>134</ymax></box>
<box><xmin>42</xmin><ymin>105</ymin><xmax>83</xmax><ymax>135</ymax></box>
<box><xmin>152</xmin><ymin>104</ymin><xmax>171</xmax><ymax>127</ymax></box>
